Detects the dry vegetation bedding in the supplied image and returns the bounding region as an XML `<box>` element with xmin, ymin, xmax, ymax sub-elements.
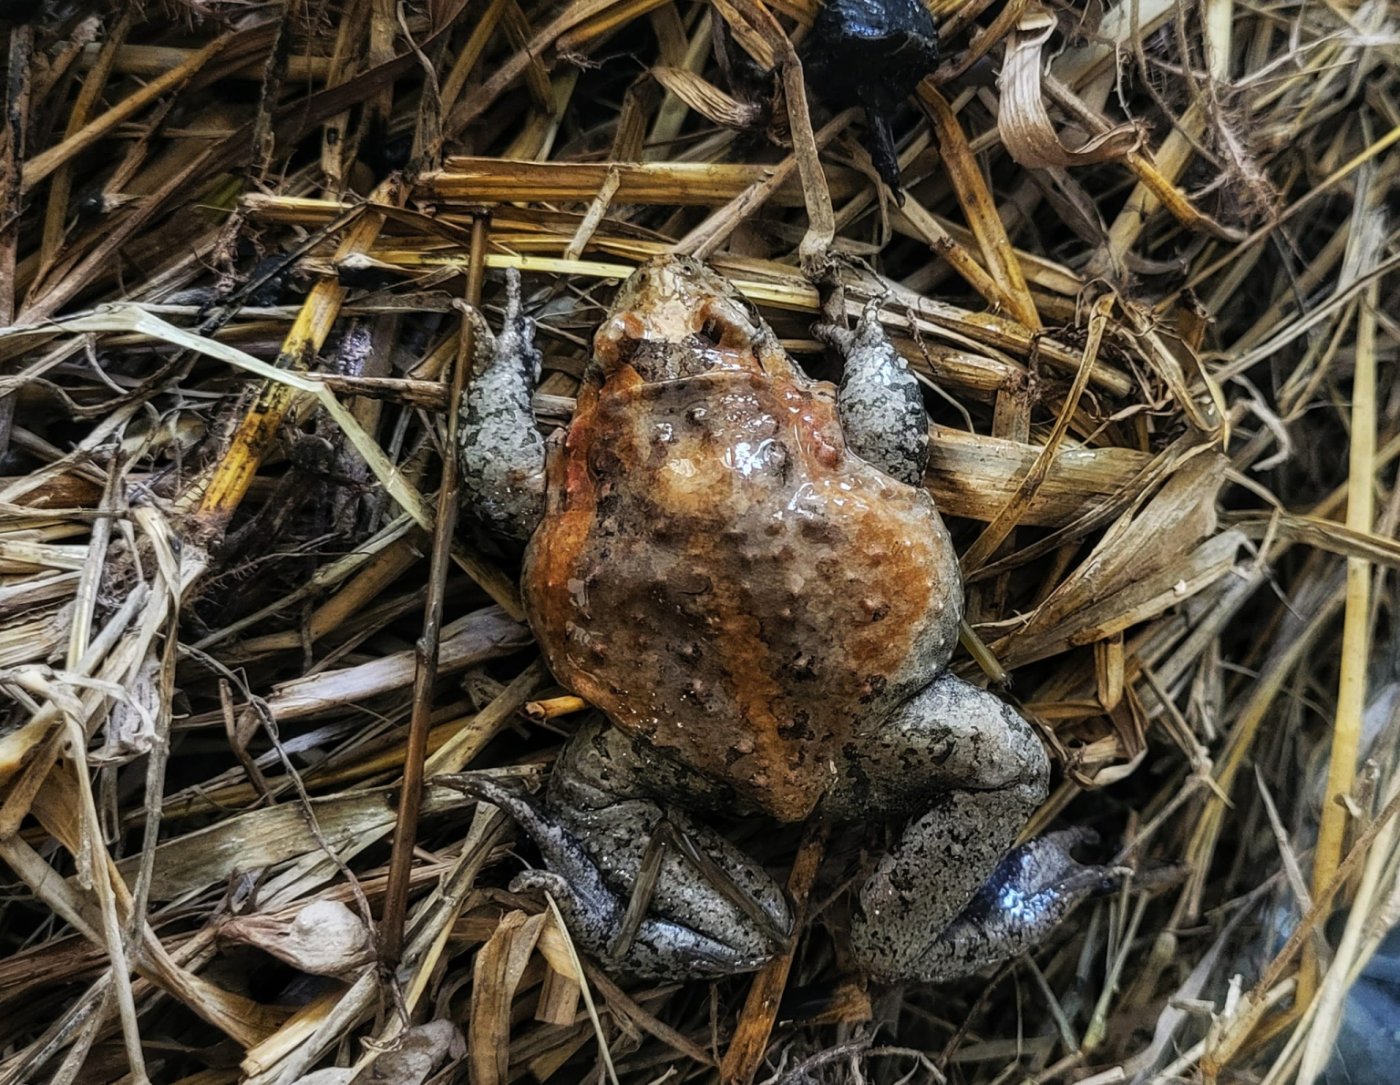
<box><xmin>0</xmin><ymin>1</ymin><xmax>1397</xmax><ymax>1083</ymax></box>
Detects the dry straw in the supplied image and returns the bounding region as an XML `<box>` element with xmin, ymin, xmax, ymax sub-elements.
<box><xmin>0</xmin><ymin>0</ymin><xmax>1396</xmax><ymax>1083</ymax></box>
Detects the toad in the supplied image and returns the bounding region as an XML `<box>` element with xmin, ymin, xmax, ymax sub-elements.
<box><xmin>454</xmin><ymin>257</ymin><xmax>1108</xmax><ymax>981</ymax></box>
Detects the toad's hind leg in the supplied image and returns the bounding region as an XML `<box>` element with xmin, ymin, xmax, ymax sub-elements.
<box><xmin>455</xmin><ymin>719</ymin><xmax>793</xmax><ymax>979</ymax></box>
<box><xmin>826</xmin><ymin>673</ymin><xmax>1113</xmax><ymax>983</ymax></box>
<box><xmin>817</xmin><ymin>307</ymin><xmax>929</xmax><ymax>485</ymax></box>
<box><xmin>458</xmin><ymin>268</ymin><xmax>546</xmax><ymax>540</ymax></box>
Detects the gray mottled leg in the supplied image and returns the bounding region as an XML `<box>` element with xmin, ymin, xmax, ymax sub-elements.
<box><xmin>817</xmin><ymin>306</ymin><xmax>929</xmax><ymax>485</ymax></box>
<box><xmin>452</xmin><ymin>719</ymin><xmax>792</xmax><ymax>979</ymax></box>
<box><xmin>832</xmin><ymin>673</ymin><xmax>1110</xmax><ymax>982</ymax></box>
<box><xmin>457</xmin><ymin>269</ymin><xmax>546</xmax><ymax>540</ymax></box>
<box><xmin>820</xmin><ymin>672</ymin><xmax>1047</xmax><ymax>824</ymax></box>
<box><xmin>448</xmin><ymin>777</ymin><xmax>775</xmax><ymax>978</ymax></box>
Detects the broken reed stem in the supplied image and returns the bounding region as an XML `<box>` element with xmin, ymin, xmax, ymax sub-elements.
<box><xmin>1</xmin><ymin>24</ymin><xmax>32</xmax><ymax>327</ymax></box>
<box><xmin>777</xmin><ymin>52</ymin><xmax>835</xmax><ymax>265</ymax></box>
<box><xmin>64</xmin><ymin>717</ymin><xmax>150</xmax><ymax>1085</ymax></box>
<box><xmin>719</xmin><ymin>824</ymin><xmax>828</xmax><ymax>1085</ymax></box>
<box><xmin>197</xmin><ymin>185</ymin><xmax>398</xmax><ymax>523</ymax></box>
<box><xmin>1300</xmin><ymin>278</ymin><xmax>1378</xmax><ymax>1007</ymax></box>
<box><xmin>380</xmin><ymin>213</ymin><xmax>489</xmax><ymax>968</ymax></box>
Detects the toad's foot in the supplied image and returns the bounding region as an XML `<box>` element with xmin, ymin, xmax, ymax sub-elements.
<box><xmin>449</xmin><ymin>775</ymin><xmax>792</xmax><ymax>980</ymax></box>
<box><xmin>823</xmin><ymin>671</ymin><xmax>1114</xmax><ymax>983</ymax></box>
<box><xmin>884</xmin><ymin>834</ymin><xmax>1125</xmax><ymax>985</ymax></box>
<box><xmin>458</xmin><ymin>268</ymin><xmax>546</xmax><ymax>540</ymax></box>
<box><xmin>817</xmin><ymin>305</ymin><xmax>929</xmax><ymax>486</ymax></box>
<box><xmin>851</xmin><ymin>823</ymin><xmax>1114</xmax><ymax>985</ymax></box>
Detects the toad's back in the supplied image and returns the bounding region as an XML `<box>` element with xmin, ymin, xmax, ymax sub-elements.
<box><xmin>523</xmin><ymin>365</ymin><xmax>961</xmax><ymax>822</ymax></box>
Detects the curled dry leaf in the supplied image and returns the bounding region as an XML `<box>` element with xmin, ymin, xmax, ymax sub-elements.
<box><xmin>219</xmin><ymin>899</ymin><xmax>374</xmax><ymax>977</ymax></box>
<box><xmin>469</xmin><ymin>909</ymin><xmax>549</xmax><ymax>1085</ymax></box>
<box><xmin>998</xmin><ymin>9</ymin><xmax>1139</xmax><ymax>168</ymax></box>
<box><xmin>651</xmin><ymin>66</ymin><xmax>765</xmax><ymax>130</ymax></box>
<box><xmin>994</xmin><ymin>453</ymin><xmax>1240</xmax><ymax>669</ymax></box>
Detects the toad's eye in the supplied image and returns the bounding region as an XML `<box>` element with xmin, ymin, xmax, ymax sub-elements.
<box><xmin>697</xmin><ymin>317</ymin><xmax>724</xmax><ymax>348</ymax></box>
<box><xmin>693</xmin><ymin>300</ymin><xmax>755</xmax><ymax>350</ymax></box>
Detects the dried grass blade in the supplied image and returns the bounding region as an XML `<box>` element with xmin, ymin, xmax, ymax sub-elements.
<box><xmin>1233</xmin><ymin>512</ymin><xmax>1400</xmax><ymax>569</ymax></box>
<box><xmin>193</xmin><ymin>515</ymin><xmax>419</xmax><ymax>652</ymax></box>
<box><xmin>32</xmin><ymin>12</ymin><xmax>131</xmax><ymax>296</ymax></box>
<box><xmin>265</xmin><ymin>606</ymin><xmax>529</xmax><ymax>722</ymax></box>
<box><xmin>1179</xmin><ymin>124</ymin><xmax>1400</xmax><ymax>300</ymax></box>
<box><xmin>1295</xmin><ymin>768</ymin><xmax>1400</xmax><ymax>1084</ymax></box>
<box><xmin>1181</xmin><ymin>569</ymin><xmax>1340</xmax><ymax>897</ymax></box>
<box><xmin>0</xmin><ymin>304</ymin><xmax>521</xmax><ymax>612</ymax></box>
<box><xmin>0</xmin><ymin>307</ymin><xmax>403</xmax><ymax>514</ymax></box>
<box><xmin>1203</xmin><ymin>786</ymin><xmax>1400</xmax><ymax>1078</ymax></box>
<box><xmin>926</xmin><ymin>425</ymin><xmax>1152</xmax><ymax>528</ymax></box>
<box><xmin>1119</xmin><ymin>304</ymin><xmax>1225</xmax><ymax>436</ymax></box>
<box><xmin>917</xmin><ymin>85</ymin><xmax>1040</xmax><ymax>329</ymax></box>
<box><xmin>21</xmin><ymin>30</ymin><xmax>242</xmax><ymax>192</ymax></box>
<box><xmin>935</xmin><ymin>0</ymin><xmax>1029</xmax><ymax>84</ymax></box>
<box><xmin>668</xmin><ymin>103</ymin><xmax>849</xmax><ymax>257</ymax></box>
<box><xmin>710</xmin><ymin>0</ymin><xmax>778</xmax><ymax>70</ymax></box>
<box><xmin>558</xmin><ymin>0</ymin><xmax>673</xmax><ymax>51</ymax></box>
<box><xmin>1302</xmin><ymin>277</ymin><xmax>1379</xmax><ymax>1004</ymax></box>
<box><xmin>425</xmin><ymin>659</ymin><xmax>548</xmax><ymax>775</ymax></box>
<box><xmin>448</xmin><ymin>0</ymin><xmax>664</xmax><ymax>131</ymax></box>
<box><xmin>897</xmin><ymin>195</ymin><xmax>1024</xmax><ymax>314</ymax></box>
<box><xmin>424</xmin><ymin>157</ymin><xmax>853</xmax><ymax>206</ymax></box>
<box><xmin>241</xmin><ymin>970</ymin><xmax>378</xmax><ymax>1085</ymax></box>
<box><xmin>316</xmin><ymin>0</ymin><xmax>371</xmax><ymax>189</ymax></box>
<box><xmin>651</xmin><ymin>67</ymin><xmax>764</xmax><ymax>129</ymax></box>
<box><xmin>995</xmin><ymin>454</ymin><xmax>1234</xmax><ymax>665</ymax></box>
<box><xmin>720</xmin><ymin>825</ymin><xmax>827</xmax><ymax>1084</ymax></box>
<box><xmin>16</xmin><ymin>777</ymin><xmax>282</xmax><ymax>1049</ymax></box>
<box><xmin>1</xmin><ymin>25</ymin><xmax>32</xmax><ymax>329</ymax></box>
<box><xmin>1051</xmin><ymin>0</ymin><xmax>1177</xmax><ymax>88</ymax></box>
<box><xmin>1037</xmin><ymin>75</ymin><xmax>1247</xmax><ymax>244</ymax></box>
<box><xmin>960</xmin><ymin>294</ymin><xmax>1112</xmax><ymax>570</ymax></box>
<box><xmin>567</xmin><ymin>963</ymin><xmax>703</xmax><ymax>1066</ymax></box>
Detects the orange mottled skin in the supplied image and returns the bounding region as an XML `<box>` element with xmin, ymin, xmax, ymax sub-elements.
<box><xmin>523</xmin><ymin>261</ymin><xmax>960</xmax><ymax>822</ymax></box>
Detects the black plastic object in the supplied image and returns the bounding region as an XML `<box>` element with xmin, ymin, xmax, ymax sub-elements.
<box><xmin>804</xmin><ymin>0</ymin><xmax>940</xmax><ymax>194</ymax></box>
<box><xmin>0</xmin><ymin>0</ymin><xmax>49</xmax><ymax>22</ymax></box>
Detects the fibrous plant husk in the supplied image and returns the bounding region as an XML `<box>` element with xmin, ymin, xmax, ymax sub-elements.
<box><xmin>0</xmin><ymin>1</ymin><xmax>1397</xmax><ymax>1084</ymax></box>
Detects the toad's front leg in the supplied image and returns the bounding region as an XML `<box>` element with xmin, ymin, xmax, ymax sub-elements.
<box><xmin>818</xmin><ymin>304</ymin><xmax>929</xmax><ymax>486</ymax></box>
<box><xmin>458</xmin><ymin>268</ymin><xmax>546</xmax><ymax>540</ymax></box>
<box><xmin>454</xmin><ymin>719</ymin><xmax>793</xmax><ymax>980</ymax></box>
<box><xmin>823</xmin><ymin>674</ymin><xmax>1114</xmax><ymax>983</ymax></box>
